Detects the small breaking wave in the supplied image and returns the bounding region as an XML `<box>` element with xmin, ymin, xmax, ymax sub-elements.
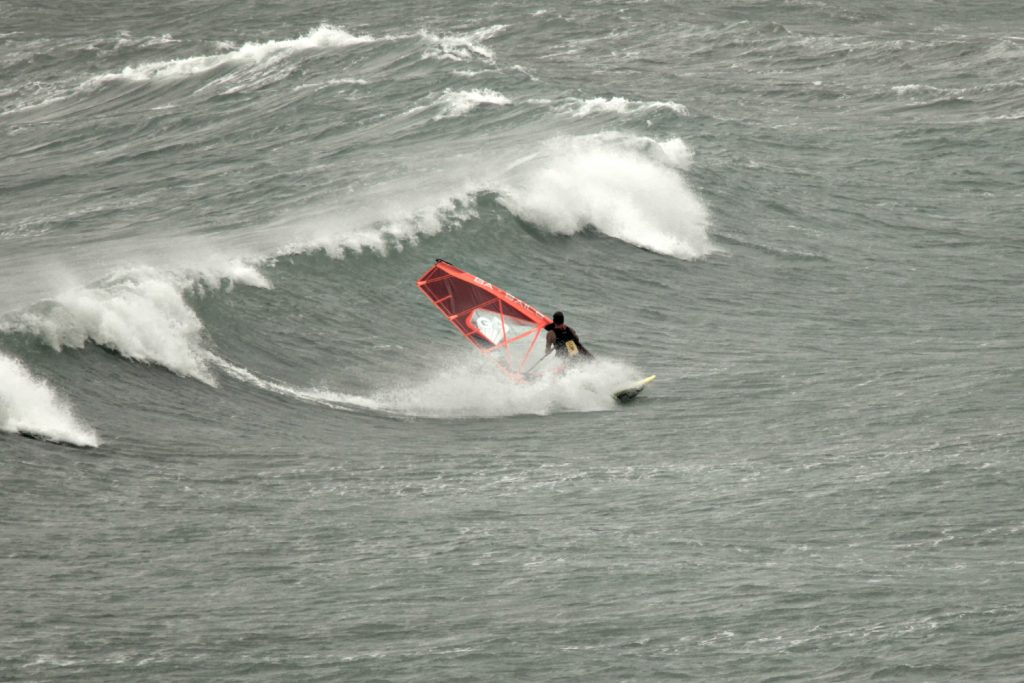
<box><xmin>272</xmin><ymin>131</ymin><xmax>709</xmax><ymax>261</ymax></box>
<box><xmin>561</xmin><ymin>96</ymin><xmax>688</xmax><ymax>118</ymax></box>
<box><xmin>1</xmin><ymin>81</ymin><xmax>72</xmax><ymax>116</ymax></box>
<box><xmin>419</xmin><ymin>25</ymin><xmax>505</xmax><ymax>62</ymax></box>
<box><xmin>0</xmin><ymin>352</ymin><xmax>99</xmax><ymax>447</ymax></box>
<box><xmin>86</xmin><ymin>23</ymin><xmax>375</xmax><ymax>84</ymax></box>
<box><xmin>96</xmin><ymin>31</ymin><xmax>178</xmax><ymax>53</ymax></box>
<box><xmin>433</xmin><ymin>88</ymin><xmax>511</xmax><ymax>119</ymax></box>
<box><xmin>891</xmin><ymin>84</ymin><xmax>945</xmax><ymax>96</ymax></box>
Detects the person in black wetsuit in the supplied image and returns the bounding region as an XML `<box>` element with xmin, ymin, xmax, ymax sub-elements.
<box><xmin>544</xmin><ymin>311</ymin><xmax>593</xmax><ymax>360</ymax></box>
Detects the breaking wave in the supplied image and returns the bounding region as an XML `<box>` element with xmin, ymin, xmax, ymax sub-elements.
<box><xmin>86</xmin><ymin>23</ymin><xmax>375</xmax><ymax>84</ymax></box>
<box><xmin>0</xmin><ymin>352</ymin><xmax>99</xmax><ymax>447</ymax></box>
<box><xmin>495</xmin><ymin>133</ymin><xmax>711</xmax><ymax>258</ymax></box>
<box><xmin>562</xmin><ymin>96</ymin><xmax>688</xmax><ymax>118</ymax></box>
<box><xmin>1</xmin><ymin>264</ymin><xmax>271</xmax><ymax>386</ymax></box>
<box><xmin>272</xmin><ymin>132</ymin><xmax>710</xmax><ymax>262</ymax></box>
<box><xmin>434</xmin><ymin>88</ymin><xmax>511</xmax><ymax>119</ymax></box>
<box><xmin>0</xmin><ymin>127</ymin><xmax>707</xmax><ymax>444</ymax></box>
<box><xmin>419</xmin><ymin>25</ymin><xmax>505</xmax><ymax>62</ymax></box>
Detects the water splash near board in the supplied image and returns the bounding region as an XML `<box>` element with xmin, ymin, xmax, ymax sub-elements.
<box><xmin>417</xmin><ymin>260</ymin><xmax>654</xmax><ymax>403</ymax></box>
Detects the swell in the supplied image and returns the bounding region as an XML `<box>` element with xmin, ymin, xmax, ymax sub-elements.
<box><xmin>1</xmin><ymin>23</ymin><xmax>509</xmax><ymax>117</ymax></box>
<box><xmin>3</xmin><ymin>125</ymin><xmax>711</xmax><ymax>310</ymax></box>
<box><xmin>2</xmin><ymin>17</ymin><xmax>712</xmax><ymax>444</ymax></box>
<box><xmin>0</xmin><ymin>146</ymin><xmax>701</xmax><ymax>446</ymax></box>
<box><xmin>2</xmin><ymin>17</ymin><xmax>695</xmax><ymax>318</ymax></box>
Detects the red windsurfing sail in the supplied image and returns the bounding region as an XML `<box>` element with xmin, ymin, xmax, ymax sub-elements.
<box><xmin>417</xmin><ymin>260</ymin><xmax>552</xmax><ymax>379</ymax></box>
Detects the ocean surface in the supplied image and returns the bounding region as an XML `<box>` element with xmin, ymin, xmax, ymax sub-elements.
<box><xmin>2</xmin><ymin>0</ymin><xmax>1023</xmax><ymax>679</ymax></box>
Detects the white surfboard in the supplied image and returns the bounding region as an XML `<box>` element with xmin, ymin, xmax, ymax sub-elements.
<box><xmin>613</xmin><ymin>375</ymin><xmax>656</xmax><ymax>402</ymax></box>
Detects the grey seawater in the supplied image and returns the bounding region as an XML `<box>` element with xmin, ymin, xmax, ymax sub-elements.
<box><xmin>2</xmin><ymin>0</ymin><xmax>1023</xmax><ymax>680</ymax></box>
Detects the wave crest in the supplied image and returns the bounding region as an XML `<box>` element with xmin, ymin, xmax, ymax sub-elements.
<box><xmin>1</xmin><ymin>264</ymin><xmax>270</xmax><ymax>385</ymax></box>
<box><xmin>434</xmin><ymin>88</ymin><xmax>511</xmax><ymax>119</ymax></box>
<box><xmin>419</xmin><ymin>25</ymin><xmax>505</xmax><ymax>62</ymax></box>
<box><xmin>87</xmin><ymin>23</ymin><xmax>375</xmax><ymax>84</ymax></box>
<box><xmin>0</xmin><ymin>352</ymin><xmax>99</xmax><ymax>447</ymax></box>
<box><xmin>562</xmin><ymin>96</ymin><xmax>688</xmax><ymax>118</ymax></box>
<box><xmin>496</xmin><ymin>133</ymin><xmax>711</xmax><ymax>258</ymax></box>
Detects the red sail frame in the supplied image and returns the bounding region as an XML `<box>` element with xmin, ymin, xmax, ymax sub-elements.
<box><xmin>417</xmin><ymin>260</ymin><xmax>552</xmax><ymax>379</ymax></box>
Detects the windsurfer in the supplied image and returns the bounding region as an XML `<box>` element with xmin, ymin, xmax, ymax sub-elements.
<box><xmin>544</xmin><ymin>311</ymin><xmax>593</xmax><ymax>360</ymax></box>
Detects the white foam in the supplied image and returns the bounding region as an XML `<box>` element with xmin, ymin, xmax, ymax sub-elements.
<box><xmin>111</xmin><ymin>32</ymin><xmax>177</xmax><ymax>50</ymax></box>
<box><xmin>1</xmin><ymin>262</ymin><xmax>270</xmax><ymax>386</ymax></box>
<box><xmin>433</xmin><ymin>88</ymin><xmax>511</xmax><ymax>119</ymax></box>
<box><xmin>87</xmin><ymin>24</ymin><xmax>375</xmax><ymax>84</ymax></box>
<box><xmin>293</xmin><ymin>77</ymin><xmax>368</xmax><ymax>91</ymax></box>
<box><xmin>1</xmin><ymin>83</ymin><xmax>70</xmax><ymax>115</ymax></box>
<box><xmin>0</xmin><ymin>352</ymin><xmax>99</xmax><ymax>447</ymax></box>
<box><xmin>892</xmin><ymin>84</ymin><xmax>943</xmax><ymax>96</ymax></box>
<box><xmin>564</xmin><ymin>96</ymin><xmax>688</xmax><ymax>118</ymax></box>
<box><xmin>496</xmin><ymin>133</ymin><xmax>712</xmax><ymax>259</ymax></box>
<box><xmin>7</xmin><ymin>272</ymin><xmax>214</xmax><ymax>383</ymax></box>
<box><xmin>215</xmin><ymin>261</ymin><xmax>273</xmax><ymax>290</ymax></box>
<box><xmin>419</xmin><ymin>25</ymin><xmax>505</xmax><ymax>62</ymax></box>
<box><xmin>655</xmin><ymin>137</ymin><xmax>695</xmax><ymax>170</ymax></box>
<box><xmin>210</xmin><ymin>357</ymin><xmax>381</xmax><ymax>411</ymax></box>
<box><xmin>374</xmin><ymin>353</ymin><xmax>639</xmax><ymax>418</ymax></box>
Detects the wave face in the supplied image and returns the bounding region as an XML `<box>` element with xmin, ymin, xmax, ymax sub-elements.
<box><xmin>2</xmin><ymin>2</ymin><xmax>1023</xmax><ymax>681</ymax></box>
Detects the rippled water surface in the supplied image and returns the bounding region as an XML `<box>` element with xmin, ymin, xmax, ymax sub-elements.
<box><xmin>2</xmin><ymin>1</ymin><xmax>1023</xmax><ymax>679</ymax></box>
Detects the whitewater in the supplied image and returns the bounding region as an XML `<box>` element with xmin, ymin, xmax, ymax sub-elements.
<box><xmin>3</xmin><ymin>1</ymin><xmax>1023</xmax><ymax>680</ymax></box>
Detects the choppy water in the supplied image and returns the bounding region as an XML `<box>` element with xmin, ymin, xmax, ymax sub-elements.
<box><xmin>3</xmin><ymin>1</ymin><xmax>1023</xmax><ymax>680</ymax></box>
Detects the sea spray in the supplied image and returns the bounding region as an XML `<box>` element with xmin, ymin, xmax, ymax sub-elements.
<box><xmin>0</xmin><ymin>352</ymin><xmax>99</xmax><ymax>447</ymax></box>
<box><xmin>373</xmin><ymin>351</ymin><xmax>640</xmax><ymax>418</ymax></box>
<box><xmin>496</xmin><ymin>133</ymin><xmax>712</xmax><ymax>258</ymax></box>
<box><xmin>562</xmin><ymin>96</ymin><xmax>688</xmax><ymax>118</ymax></box>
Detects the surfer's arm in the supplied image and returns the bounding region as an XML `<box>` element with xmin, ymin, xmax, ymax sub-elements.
<box><xmin>571</xmin><ymin>329</ymin><xmax>593</xmax><ymax>358</ymax></box>
<box><xmin>545</xmin><ymin>330</ymin><xmax>555</xmax><ymax>354</ymax></box>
